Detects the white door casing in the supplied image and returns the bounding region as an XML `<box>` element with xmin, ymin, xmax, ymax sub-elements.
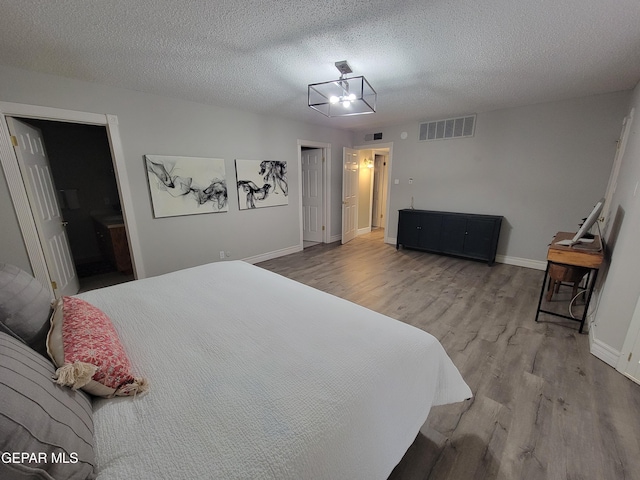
<box><xmin>342</xmin><ymin>148</ymin><xmax>359</xmax><ymax>244</ymax></box>
<box><xmin>302</xmin><ymin>148</ymin><xmax>323</xmax><ymax>243</ymax></box>
<box><xmin>7</xmin><ymin>118</ymin><xmax>79</xmax><ymax>297</ymax></box>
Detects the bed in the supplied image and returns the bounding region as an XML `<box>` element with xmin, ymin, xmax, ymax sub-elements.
<box><xmin>0</xmin><ymin>260</ymin><xmax>471</xmax><ymax>480</ymax></box>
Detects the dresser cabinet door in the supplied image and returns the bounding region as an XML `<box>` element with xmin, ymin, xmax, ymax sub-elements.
<box><xmin>397</xmin><ymin>210</ymin><xmax>422</xmax><ymax>248</ymax></box>
<box><xmin>419</xmin><ymin>213</ymin><xmax>443</xmax><ymax>250</ymax></box>
<box><xmin>463</xmin><ymin>217</ymin><xmax>496</xmax><ymax>259</ymax></box>
<box><xmin>440</xmin><ymin>215</ymin><xmax>466</xmax><ymax>255</ymax></box>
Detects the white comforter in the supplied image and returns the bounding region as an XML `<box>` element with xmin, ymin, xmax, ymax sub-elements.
<box><xmin>84</xmin><ymin>261</ymin><xmax>470</xmax><ymax>480</ymax></box>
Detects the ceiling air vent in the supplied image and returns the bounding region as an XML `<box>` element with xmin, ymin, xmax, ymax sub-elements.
<box><xmin>419</xmin><ymin>114</ymin><xmax>476</xmax><ymax>141</ymax></box>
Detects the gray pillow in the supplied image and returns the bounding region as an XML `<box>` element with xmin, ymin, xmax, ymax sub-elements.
<box><xmin>0</xmin><ymin>332</ymin><xmax>95</xmax><ymax>479</ymax></box>
<box><xmin>0</xmin><ymin>263</ymin><xmax>53</xmax><ymax>355</ymax></box>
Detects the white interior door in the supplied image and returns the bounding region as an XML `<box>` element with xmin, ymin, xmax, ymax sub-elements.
<box><xmin>601</xmin><ymin>108</ymin><xmax>634</xmax><ymax>238</ymax></box>
<box><xmin>619</xmin><ymin>295</ymin><xmax>640</xmax><ymax>385</ymax></box>
<box><xmin>342</xmin><ymin>148</ymin><xmax>359</xmax><ymax>244</ymax></box>
<box><xmin>302</xmin><ymin>148</ymin><xmax>323</xmax><ymax>243</ymax></box>
<box><xmin>7</xmin><ymin>118</ymin><xmax>79</xmax><ymax>297</ymax></box>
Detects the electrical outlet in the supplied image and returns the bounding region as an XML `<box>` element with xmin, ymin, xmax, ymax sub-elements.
<box><xmin>219</xmin><ymin>251</ymin><xmax>225</xmax><ymax>259</ymax></box>
<box><xmin>226</xmin><ymin>251</ymin><xmax>231</xmax><ymax>258</ymax></box>
<box><xmin>408</xmin><ymin>178</ymin><xmax>413</xmax><ymax>184</ymax></box>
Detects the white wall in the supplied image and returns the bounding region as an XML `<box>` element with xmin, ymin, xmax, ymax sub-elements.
<box><xmin>354</xmin><ymin>92</ymin><xmax>630</xmax><ymax>265</ymax></box>
<box><xmin>592</xmin><ymin>81</ymin><xmax>640</xmax><ymax>353</ymax></box>
<box><xmin>0</xmin><ymin>65</ymin><xmax>351</xmax><ymax>277</ymax></box>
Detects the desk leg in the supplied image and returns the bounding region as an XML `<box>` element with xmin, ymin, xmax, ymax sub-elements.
<box><xmin>579</xmin><ymin>269</ymin><xmax>598</xmax><ymax>334</ymax></box>
<box><xmin>535</xmin><ymin>262</ymin><xmax>550</xmax><ymax>323</ymax></box>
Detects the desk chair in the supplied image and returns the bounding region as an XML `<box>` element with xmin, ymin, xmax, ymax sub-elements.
<box><xmin>546</xmin><ymin>263</ymin><xmax>589</xmax><ymax>302</ymax></box>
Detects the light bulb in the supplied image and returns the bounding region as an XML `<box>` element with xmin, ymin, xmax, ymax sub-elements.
<box><xmin>348</xmin><ymin>94</ymin><xmax>356</xmax><ymax>101</ymax></box>
<box><xmin>342</xmin><ymin>100</ymin><xmax>351</xmax><ymax>108</ymax></box>
<box><xmin>329</xmin><ymin>96</ymin><xmax>339</xmax><ymax>104</ymax></box>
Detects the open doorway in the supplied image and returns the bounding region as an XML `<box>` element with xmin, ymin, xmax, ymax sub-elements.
<box><xmin>371</xmin><ymin>153</ymin><xmax>389</xmax><ymax>228</ymax></box>
<box><xmin>371</xmin><ymin>153</ymin><xmax>389</xmax><ymax>229</ymax></box>
<box><xmin>298</xmin><ymin>140</ymin><xmax>331</xmax><ymax>249</ymax></box>
<box><xmin>348</xmin><ymin>144</ymin><xmax>391</xmax><ymax>243</ymax></box>
<box><xmin>1</xmin><ymin>102</ymin><xmax>143</xmax><ymax>298</ymax></box>
<box><xmin>15</xmin><ymin>118</ymin><xmax>133</xmax><ymax>292</ymax></box>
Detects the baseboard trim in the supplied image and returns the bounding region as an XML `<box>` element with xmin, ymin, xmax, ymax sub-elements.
<box><xmin>621</xmin><ymin>372</ymin><xmax>640</xmax><ymax>386</ymax></box>
<box><xmin>357</xmin><ymin>227</ymin><xmax>372</xmax><ymax>235</ymax></box>
<box><xmin>242</xmin><ymin>244</ymin><xmax>303</xmax><ymax>264</ymax></box>
<box><xmin>329</xmin><ymin>234</ymin><xmax>342</xmax><ymax>243</ymax></box>
<box><xmin>588</xmin><ymin>323</ymin><xmax>620</xmax><ymax>367</ymax></box>
<box><xmin>386</xmin><ymin>243</ymin><xmax>545</xmax><ymax>270</ymax></box>
<box><xmin>495</xmin><ymin>255</ymin><xmax>546</xmax><ymax>270</ymax></box>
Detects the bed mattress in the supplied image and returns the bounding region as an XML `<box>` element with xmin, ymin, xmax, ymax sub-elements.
<box><xmin>83</xmin><ymin>260</ymin><xmax>471</xmax><ymax>479</ymax></box>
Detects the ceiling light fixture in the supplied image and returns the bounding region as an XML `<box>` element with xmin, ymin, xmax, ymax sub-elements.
<box><xmin>308</xmin><ymin>61</ymin><xmax>377</xmax><ymax>117</ymax></box>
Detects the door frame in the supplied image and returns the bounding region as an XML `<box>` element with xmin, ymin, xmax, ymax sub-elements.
<box><xmin>0</xmin><ymin>102</ymin><xmax>145</xmax><ymax>295</ymax></box>
<box><xmin>297</xmin><ymin>140</ymin><xmax>331</xmax><ymax>246</ymax></box>
<box><xmin>352</xmin><ymin>142</ymin><xmax>394</xmax><ymax>244</ymax></box>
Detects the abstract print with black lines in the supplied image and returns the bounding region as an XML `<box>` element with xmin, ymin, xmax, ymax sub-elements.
<box><xmin>146</xmin><ymin>158</ymin><xmax>228</xmax><ymax>210</ymax></box>
<box><xmin>237</xmin><ymin>180</ymin><xmax>271</xmax><ymax>209</ymax></box>
<box><xmin>259</xmin><ymin>161</ymin><xmax>288</xmax><ymax>196</ymax></box>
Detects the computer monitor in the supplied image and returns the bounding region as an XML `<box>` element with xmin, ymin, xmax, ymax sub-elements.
<box><xmin>555</xmin><ymin>198</ymin><xmax>605</xmax><ymax>247</ymax></box>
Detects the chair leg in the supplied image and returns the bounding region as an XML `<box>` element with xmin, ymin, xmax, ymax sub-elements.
<box><xmin>546</xmin><ymin>280</ymin><xmax>556</xmax><ymax>301</ymax></box>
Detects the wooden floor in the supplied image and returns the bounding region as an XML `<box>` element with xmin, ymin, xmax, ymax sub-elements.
<box><xmin>257</xmin><ymin>229</ymin><xmax>640</xmax><ymax>480</ymax></box>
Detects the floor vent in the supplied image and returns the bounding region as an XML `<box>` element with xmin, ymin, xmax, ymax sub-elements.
<box><xmin>419</xmin><ymin>114</ymin><xmax>476</xmax><ymax>141</ymax></box>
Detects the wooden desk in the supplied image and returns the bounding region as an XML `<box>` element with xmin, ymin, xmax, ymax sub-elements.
<box><xmin>534</xmin><ymin>232</ymin><xmax>604</xmax><ymax>333</ymax></box>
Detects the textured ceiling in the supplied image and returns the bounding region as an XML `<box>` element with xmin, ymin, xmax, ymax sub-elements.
<box><xmin>1</xmin><ymin>0</ymin><xmax>639</xmax><ymax>131</ymax></box>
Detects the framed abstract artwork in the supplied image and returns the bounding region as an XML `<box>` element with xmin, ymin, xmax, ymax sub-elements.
<box><xmin>235</xmin><ymin>159</ymin><xmax>288</xmax><ymax>210</ymax></box>
<box><xmin>145</xmin><ymin>155</ymin><xmax>228</xmax><ymax>218</ymax></box>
